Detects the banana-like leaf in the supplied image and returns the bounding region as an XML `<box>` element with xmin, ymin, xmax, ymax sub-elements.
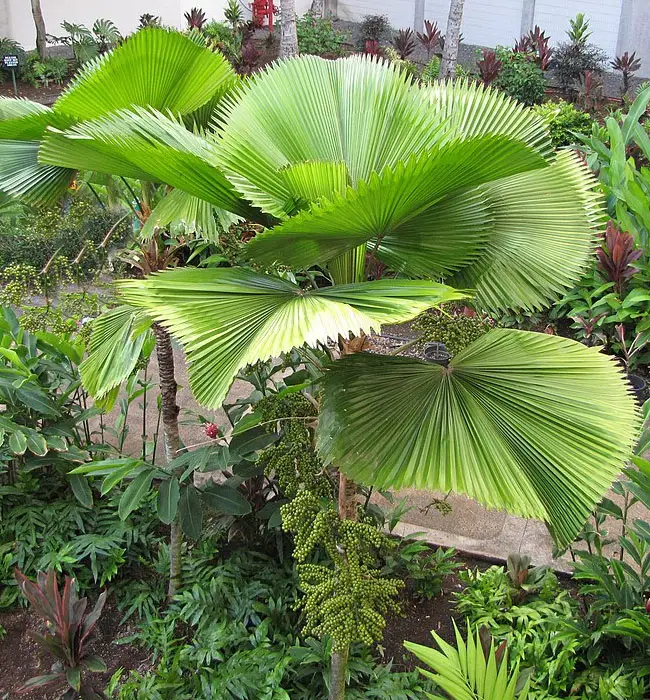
<box><xmin>54</xmin><ymin>27</ymin><xmax>236</xmax><ymax>121</ymax></box>
<box><xmin>40</xmin><ymin>108</ymin><xmax>262</xmax><ymax>222</ymax></box>
<box><xmin>140</xmin><ymin>187</ymin><xmax>238</xmax><ymax>242</ymax></box>
<box><xmin>317</xmin><ymin>329</ymin><xmax>639</xmax><ymax>546</ymax></box>
<box><xmin>244</xmin><ymin>136</ymin><xmax>546</xmax><ymax>270</ymax></box>
<box><xmin>0</xmin><ymin>141</ymin><xmax>74</xmax><ymax>204</ymax></box>
<box><xmin>119</xmin><ymin>267</ymin><xmax>466</xmax><ymax>408</ymax></box>
<box><xmin>80</xmin><ymin>306</ymin><xmax>153</xmax><ymax>404</ymax></box>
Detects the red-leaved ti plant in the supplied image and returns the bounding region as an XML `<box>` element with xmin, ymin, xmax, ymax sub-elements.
<box><xmin>15</xmin><ymin>569</ymin><xmax>107</xmax><ymax>698</ymax></box>
<box><xmin>477</xmin><ymin>49</ymin><xmax>502</xmax><ymax>85</ymax></box>
<box><xmin>596</xmin><ymin>221</ymin><xmax>642</xmax><ymax>294</ymax></box>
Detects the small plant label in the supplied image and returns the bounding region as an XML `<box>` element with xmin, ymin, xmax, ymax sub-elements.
<box><xmin>2</xmin><ymin>54</ymin><xmax>19</xmax><ymax>95</ymax></box>
<box><xmin>2</xmin><ymin>54</ymin><xmax>19</xmax><ymax>69</ymax></box>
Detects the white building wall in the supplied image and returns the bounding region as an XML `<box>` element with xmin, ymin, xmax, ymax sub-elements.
<box><xmin>532</xmin><ymin>0</ymin><xmax>623</xmax><ymax>59</ymax></box>
<box><xmin>5</xmin><ymin>0</ymin><xmax>312</xmax><ymax>50</ymax></box>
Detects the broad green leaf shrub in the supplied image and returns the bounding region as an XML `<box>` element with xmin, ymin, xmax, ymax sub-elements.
<box><xmin>533</xmin><ymin>100</ymin><xmax>594</xmax><ymax>148</ymax></box>
<box><xmin>495</xmin><ymin>48</ymin><xmax>546</xmax><ymax>105</ymax></box>
<box><xmin>297</xmin><ymin>12</ymin><xmax>348</xmax><ymax>57</ymax></box>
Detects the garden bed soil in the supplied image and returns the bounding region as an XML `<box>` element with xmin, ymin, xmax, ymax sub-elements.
<box><xmin>381</xmin><ymin>553</ymin><xmax>490</xmax><ymax>672</ymax></box>
<box><xmin>0</xmin><ymin>81</ymin><xmax>67</xmax><ymax>105</ymax></box>
<box><xmin>0</xmin><ymin>601</ymin><xmax>149</xmax><ymax>699</ymax></box>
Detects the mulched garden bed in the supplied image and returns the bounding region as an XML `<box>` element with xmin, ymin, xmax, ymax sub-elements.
<box><xmin>0</xmin><ymin>601</ymin><xmax>149</xmax><ymax>699</ymax></box>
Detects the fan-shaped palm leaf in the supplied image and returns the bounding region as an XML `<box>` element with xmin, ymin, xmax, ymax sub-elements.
<box><xmin>53</xmin><ymin>27</ymin><xmax>236</xmax><ymax>121</ymax></box>
<box><xmin>119</xmin><ymin>267</ymin><xmax>465</xmax><ymax>408</ymax></box>
<box><xmin>317</xmin><ymin>330</ymin><xmax>638</xmax><ymax>546</ymax></box>
<box><xmin>80</xmin><ymin>306</ymin><xmax>153</xmax><ymax>403</ymax></box>
<box><xmin>39</xmin><ymin>108</ymin><xmax>262</xmax><ymax>222</ymax></box>
<box><xmin>216</xmin><ymin>56</ymin><xmax>553</xmax><ymax>219</ymax></box>
<box><xmin>243</xmin><ymin>135</ymin><xmax>545</xmax><ymax>271</ymax></box>
<box><xmin>0</xmin><ymin>141</ymin><xmax>74</xmax><ymax>203</ymax></box>
<box><xmin>140</xmin><ymin>188</ymin><xmax>238</xmax><ymax>242</ymax></box>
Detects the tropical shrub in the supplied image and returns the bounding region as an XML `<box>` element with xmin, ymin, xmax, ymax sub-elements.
<box><xmin>0</xmin><ymin>194</ymin><xmax>129</xmax><ymax>279</ymax></box>
<box><xmin>15</xmin><ymin>569</ymin><xmax>107</xmax><ymax>697</ymax></box>
<box><xmin>0</xmin><ymin>29</ymin><xmax>639</xmax><ymax>698</ymax></box>
<box><xmin>297</xmin><ymin>12</ymin><xmax>347</xmax><ymax>56</ymax></box>
<box><xmin>551</xmin><ymin>14</ymin><xmax>606</xmax><ymax>93</ymax></box>
<box><xmin>405</xmin><ymin>623</ymin><xmax>531</xmax><ymax>700</ymax></box>
<box><xmin>358</xmin><ymin>14</ymin><xmax>392</xmax><ymax>47</ymax></box>
<box><xmin>20</xmin><ymin>52</ymin><xmax>69</xmax><ymax>87</ymax></box>
<box><xmin>533</xmin><ymin>100</ymin><xmax>594</xmax><ymax>147</ymax></box>
<box><xmin>495</xmin><ymin>48</ymin><xmax>546</xmax><ymax>105</ymax></box>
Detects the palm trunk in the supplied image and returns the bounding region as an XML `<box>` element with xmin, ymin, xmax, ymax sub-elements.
<box><xmin>280</xmin><ymin>0</ymin><xmax>299</xmax><ymax>58</ymax></box>
<box><xmin>30</xmin><ymin>0</ymin><xmax>47</xmax><ymax>59</ymax></box>
<box><xmin>329</xmin><ymin>644</ymin><xmax>349</xmax><ymax>700</ymax></box>
<box><xmin>152</xmin><ymin>323</ymin><xmax>183</xmax><ymax>600</ymax></box>
<box><xmin>439</xmin><ymin>0</ymin><xmax>465</xmax><ymax>79</ymax></box>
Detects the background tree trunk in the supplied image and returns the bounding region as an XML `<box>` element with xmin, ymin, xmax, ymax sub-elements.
<box><xmin>280</xmin><ymin>0</ymin><xmax>299</xmax><ymax>58</ymax></box>
<box><xmin>310</xmin><ymin>0</ymin><xmax>324</xmax><ymax>17</ymax></box>
<box><xmin>439</xmin><ymin>0</ymin><xmax>465</xmax><ymax>79</ymax></box>
<box><xmin>152</xmin><ymin>323</ymin><xmax>183</xmax><ymax>600</ymax></box>
<box><xmin>30</xmin><ymin>0</ymin><xmax>47</xmax><ymax>59</ymax></box>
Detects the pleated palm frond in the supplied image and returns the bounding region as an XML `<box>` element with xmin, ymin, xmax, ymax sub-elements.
<box><xmin>80</xmin><ymin>306</ymin><xmax>153</xmax><ymax>403</ymax></box>
<box><xmin>39</xmin><ymin>108</ymin><xmax>261</xmax><ymax>222</ymax></box>
<box><xmin>405</xmin><ymin>622</ymin><xmax>530</xmax><ymax>700</ymax></box>
<box><xmin>317</xmin><ymin>330</ymin><xmax>639</xmax><ymax>546</ymax></box>
<box><xmin>140</xmin><ymin>188</ymin><xmax>239</xmax><ymax>242</ymax></box>
<box><xmin>0</xmin><ymin>28</ymin><xmax>237</xmax><ymax>205</ymax></box>
<box><xmin>119</xmin><ymin>267</ymin><xmax>466</xmax><ymax>408</ymax></box>
<box><xmin>0</xmin><ymin>141</ymin><xmax>75</xmax><ymax>203</ymax></box>
<box><xmin>53</xmin><ymin>27</ymin><xmax>236</xmax><ymax>121</ymax></box>
<box><xmin>212</xmin><ymin>55</ymin><xmax>600</xmax><ymax>311</ymax></box>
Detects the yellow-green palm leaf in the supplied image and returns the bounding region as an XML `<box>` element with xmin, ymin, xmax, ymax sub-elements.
<box><xmin>317</xmin><ymin>330</ymin><xmax>639</xmax><ymax>546</ymax></box>
<box><xmin>119</xmin><ymin>267</ymin><xmax>465</xmax><ymax>408</ymax></box>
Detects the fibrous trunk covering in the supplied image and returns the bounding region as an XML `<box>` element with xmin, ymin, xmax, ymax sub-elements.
<box><xmin>153</xmin><ymin>323</ymin><xmax>183</xmax><ymax>599</ymax></box>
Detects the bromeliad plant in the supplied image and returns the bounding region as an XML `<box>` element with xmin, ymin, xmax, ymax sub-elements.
<box><xmin>15</xmin><ymin>568</ymin><xmax>107</xmax><ymax>699</ymax></box>
<box><xmin>0</xmin><ymin>28</ymin><xmax>640</xmax><ymax>699</ymax></box>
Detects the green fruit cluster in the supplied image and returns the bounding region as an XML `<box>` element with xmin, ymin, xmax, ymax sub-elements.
<box><xmin>413</xmin><ymin>306</ymin><xmax>491</xmax><ymax>355</ymax></box>
<box><xmin>257</xmin><ymin>394</ymin><xmax>331</xmax><ymax>499</ymax></box>
<box><xmin>282</xmin><ymin>491</ymin><xmax>403</xmax><ymax>652</ymax></box>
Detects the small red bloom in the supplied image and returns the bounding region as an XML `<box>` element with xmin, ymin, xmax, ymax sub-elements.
<box><xmin>205</xmin><ymin>423</ymin><xmax>220</xmax><ymax>439</ymax></box>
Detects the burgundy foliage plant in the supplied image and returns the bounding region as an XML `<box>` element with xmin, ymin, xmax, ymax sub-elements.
<box><xmin>596</xmin><ymin>221</ymin><xmax>642</xmax><ymax>294</ymax></box>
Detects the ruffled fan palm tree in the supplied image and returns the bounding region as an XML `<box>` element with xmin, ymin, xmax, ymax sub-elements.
<box><xmin>0</xmin><ymin>28</ymin><xmax>639</xmax><ymax>699</ymax></box>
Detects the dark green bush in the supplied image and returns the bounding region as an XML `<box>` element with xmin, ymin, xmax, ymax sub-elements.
<box><xmin>495</xmin><ymin>48</ymin><xmax>546</xmax><ymax>105</ymax></box>
<box><xmin>297</xmin><ymin>12</ymin><xmax>347</xmax><ymax>56</ymax></box>
<box><xmin>0</xmin><ymin>38</ymin><xmax>26</xmax><ymax>82</ymax></box>
<box><xmin>358</xmin><ymin>14</ymin><xmax>392</xmax><ymax>45</ymax></box>
<box><xmin>533</xmin><ymin>99</ymin><xmax>594</xmax><ymax>147</ymax></box>
<box><xmin>552</xmin><ymin>41</ymin><xmax>607</xmax><ymax>92</ymax></box>
<box><xmin>0</xmin><ymin>194</ymin><xmax>130</xmax><ymax>279</ymax></box>
<box><xmin>20</xmin><ymin>52</ymin><xmax>69</xmax><ymax>87</ymax></box>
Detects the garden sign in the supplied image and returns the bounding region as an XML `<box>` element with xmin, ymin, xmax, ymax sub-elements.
<box><xmin>2</xmin><ymin>54</ymin><xmax>20</xmax><ymax>95</ymax></box>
